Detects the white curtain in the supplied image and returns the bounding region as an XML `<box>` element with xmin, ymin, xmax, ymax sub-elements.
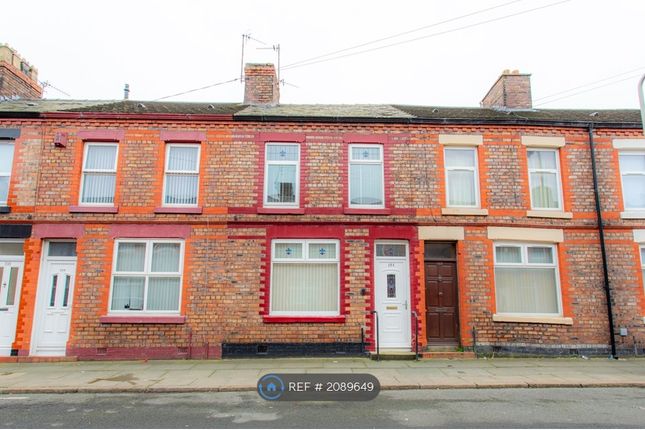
<box><xmin>271</xmin><ymin>263</ymin><xmax>338</xmax><ymax>313</ymax></box>
<box><xmin>495</xmin><ymin>267</ymin><xmax>558</xmax><ymax>314</ymax></box>
<box><xmin>82</xmin><ymin>173</ymin><xmax>116</xmax><ymax>204</ymax></box>
<box><xmin>151</xmin><ymin>243</ymin><xmax>180</xmax><ymax>272</ymax></box>
<box><xmin>622</xmin><ymin>175</ymin><xmax>645</xmax><ymax>209</ymax></box>
<box><xmin>267</xmin><ymin>165</ymin><xmax>296</xmax><ymax>203</ymax></box>
<box><xmin>530</xmin><ymin>172</ymin><xmax>558</xmax><ymax>209</ymax></box>
<box><xmin>447</xmin><ymin>170</ymin><xmax>476</xmax><ymax>206</ymax></box>
<box><xmin>0</xmin><ymin>143</ymin><xmax>14</xmax><ymax>204</ymax></box>
<box><xmin>350</xmin><ymin>163</ymin><xmax>383</xmax><ymax>205</ymax></box>
<box><xmin>495</xmin><ymin>246</ymin><xmax>522</xmax><ymax>263</ymax></box>
<box><xmin>111</xmin><ymin>276</ymin><xmax>145</xmax><ymax>310</ymax></box>
<box><xmin>527</xmin><ymin>247</ymin><xmax>553</xmax><ymax>264</ymax></box>
<box><xmin>116</xmin><ymin>243</ymin><xmax>146</xmax><ymax>272</ymax></box>
<box><xmin>147</xmin><ymin>277</ymin><xmax>180</xmax><ymax>311</ymax></box>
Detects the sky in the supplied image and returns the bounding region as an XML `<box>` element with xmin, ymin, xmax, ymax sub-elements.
<box><xmin>3</xmin><ymin>0</ymin><xmax>645</xmax><ymax>109</ymax></box>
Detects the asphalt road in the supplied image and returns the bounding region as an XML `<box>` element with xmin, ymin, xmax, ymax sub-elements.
<box><xmin>0</xmin><ymin>388</ymin><xmax>644</xmax><ymax>428</ymax></box>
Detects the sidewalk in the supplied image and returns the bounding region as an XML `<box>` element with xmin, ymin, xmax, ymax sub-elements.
<box><xmin>1</xmin><ymin>357</ymin><xmax>644</xmax><ymax>393</ymax></box>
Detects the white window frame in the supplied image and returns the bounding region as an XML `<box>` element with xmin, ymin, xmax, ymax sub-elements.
<box><xmin>0</xmin><ymin>140</ymin><xmax>15</xmax><ymax>206</ymax></box>
<box><xmin>493</xmin><ymin>242</ymin><xmax>563</xmax><ymax>317</ymax></box>
<box><xmin>444</xmin><ymin>146</ymin><xmax>481</xmax><ymax>208</ymax></box>
<box><xmin>640</xmin><ymin>244</ymin><xmax>645</xmax><ymax>293</ymax></box>
<box><xmin>348</xmin><ymin>144</ymin><xmax>385</xmax><ymax>209</ymax></box>
<box><xmin>108</xmin><ymin>239</ymin><xmax>185</xmax><ymax>315</ymax></box>
<box><xmin>79</xmin><ymin>142</ymin><xmax>118</xmax><ymax>206</ymax></box>
<box><xmin>162</xmin><ymin>143</ymin><xmax>201</xmax><ymax>207</ymax></box>
<box><xmin>618</xmin><ymin>151</ymin><xmax>645</xmax><ymax>211</ymax></box>
<box><xmin>527</xmin><ymin>148</ymin><xmax>563</xmax><ymax>211</ymax></box>
<box><xmin>263</xmin><ymin>143</ymin><xmax>300</xmax><ymax>208</ymax></box>
<box><xmin>269</xmin><ymin>239</ymin><xmax>341</xmax><ymax>317</ymax></box>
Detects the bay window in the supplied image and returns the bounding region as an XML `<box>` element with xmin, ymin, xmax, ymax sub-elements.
<box><xmin>163</xmin><ymin>144</ymin><xmax>200</xmax><ymax>206</ymax></box>
<box><xmin>0</xmin><ymin>141</ymin><xmax>14</xmax><ymax>205</ymax></box>
<box><xmin>80</xmin><ymin>143</ymin><xmax>118</xmax><ymax>205</ymax></box>
<box><xmin>618</xmin><ymin>152</ymin><xmax>645</xmax><ymax>210</ymax></box>
<box><xmin>110</xmin><ymin>240</ymin><xmax>184</xmax><ymax>313</ymax></box>
<box><xmin>527</xmin><ymin>149</ymin><xmax>563</xmax><ymax>210</ymax></box>
<box><xmin>264</xmin><ymin>143</ymin><xmax>300</xmax><ymax>207</ymax></box>
<box><xmin>270</xmin><ymin>239</ymin><xmax>340</xmax><ymax>316</ymax></box>
<box><xmin>445</xmin><ymin>147</ymin><xmax>479</xmax><ymax>207</ymax></box>
<box><xmin>349</xmin><ymin>144</ymin><xmax>384</xmax><ymax>208</ymax></box>
<box><xmin>494</xmin><ymin>243</ymin><xmax>561</xmax><ymax>315</ymax></box>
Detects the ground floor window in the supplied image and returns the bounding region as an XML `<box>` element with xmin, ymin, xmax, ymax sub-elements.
<box><xmin>270</xmin><ymin>239</ymin><xmax>340</xmax><ymax>316</ymax></box>
<box><xmin>109</xmin><ymin>239</ymin><xmax>184</xmax><ymax>313</ymax></box>
<box><xmin>494</xmin><ymin>243</ymin><xmax>561</xmax><ymax>315</ymax></box>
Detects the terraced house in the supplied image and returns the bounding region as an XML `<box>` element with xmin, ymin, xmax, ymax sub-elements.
<box><xmin>0</xmin><ymin>50</ymin><xmax>644</xmax><ymax>360</ymax></box>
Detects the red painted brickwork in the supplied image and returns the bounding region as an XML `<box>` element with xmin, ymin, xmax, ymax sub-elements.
<box><xmin>0</xmin><ymin>115</ymin><xmax>644</xmax><ymax>359</ymax></box>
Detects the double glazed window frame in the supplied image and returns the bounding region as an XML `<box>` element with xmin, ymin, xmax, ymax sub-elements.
<box><xmin>79</xmin><ymin>142</ymin><xmax>119</xmax><ymax>206</ymax></box>
<box><xmin>108</xmin><ymin>239</ymin><xmax>185</xmax><ymax>315</ymax></box>
<box><xmin>493</xmin><ymin>242</ymin><xmax>563</xmax><ymax>317</ymax></box>
<box><xmin>527</xmin><ymin>148</ymin><xmax>564</xmax><ymax>211</ymax></box>
<box><xmin>348</xmin><ymin>144</ymin><xmax>385</xmax><ymax>209</ymax></box>
<box><xmin>263</xmin><ymin>143</ymin><xmax>301</xmax><ymax>208</ymax></box>
<box><xmin>162</xmin><ymin>143</ymin><xmax>201</xmax><ymax>207</ymax></box>
<box><xmin>269</xmin><ymin>239</ymin><xmax>341</xmax><ymax>317</ymax></box>
<box><xmin>444</xmin><ymin>146</ymin><xmax>481</xmax><ymax>208</ymax></box>
<box><xmin>0</xmin><ymin>140</ymin><xmax>15</xmax><ymax>206</ymax></box>
<box><xmin>618</xmin><ymin>150</ymin><xmax>645</xmax><ymax>211</ymax></box>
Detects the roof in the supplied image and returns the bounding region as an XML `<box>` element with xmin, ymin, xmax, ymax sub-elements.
<box><xmin>0</xmin><ymin>99</ymin><xmax>641</xmax><ymax>128</ymax></box>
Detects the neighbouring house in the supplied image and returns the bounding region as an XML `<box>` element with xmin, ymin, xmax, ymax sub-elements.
<box><xmin>0</xmin><ymin>49</ymin><xmax>644</xmax><ymax>360</ymax></box>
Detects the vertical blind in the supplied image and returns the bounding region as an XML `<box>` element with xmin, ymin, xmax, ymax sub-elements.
<box><xmin>81</xmin><ymin>145</ymin><xmax>117</xmax><ymax>204</ymax></box>
<box><xmin>528</xmin><ymin>150</ymin><xmax>560</xmax><ymax>209</ymax></box>
<box><xmin>445</xmin><ymin>148</ymin><xmax>477</xmax><ymax>207</ymax></box>
<box><xmin>0</xmin><ymin>142</ymin><xmax>15</xmax><ymax>204</ymax></box>
<box><xmin>165</xmin><ymin>145</ymin><xmax>199</xmax><ymax>205</ymax></box>
<box><xmin>619</xmin><ymin>153</ymin><xmax>645</xmax><ymax>209</ymax></box>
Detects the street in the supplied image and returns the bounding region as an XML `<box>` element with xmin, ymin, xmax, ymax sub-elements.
<box><xmin>1</xmin><ymin>388</ymin><xmax>644</xmax><ymax>428</ymax></box>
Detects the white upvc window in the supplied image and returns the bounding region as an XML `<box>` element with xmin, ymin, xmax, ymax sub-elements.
<box><xmin>494</xmin><ymin>243</ymin><xmax>562</xmax><ymax>316</ymax></box>
<box><xmin>618</xmin><ymin>152</ymin><xmax>645</xmax><ymax>210</ymax></box>
<box><xmin>0</xmin><ymin>141</ymin><xmax>15</xmax><ymax>205</ymax></box>
<box><xmin>527</xmin><ymin>149</ymin><xmax>563</xmax><ymax>210</ymax></box>
<box><xmin>80</xmin><ymin>143</ymin><xmax>118</xmax><ymax>205</ymax></box>
<box><xmin>109</xmin><ymin>239</ymin><xmax>184</xmax><ymax>314</ymax></box>
<box><xmin>640</xmin><ymin>245</ymin><xmax>645</xmax><ymax>292</ymax></box>
<box><xmin>264</xmin><ymin>143</ymin><xmax>300</xmax><ymax>207</ymax></box>
<box><xmin>270</xmin><ymin>239</ymin><xmax>340</xmax><ymax>316</ymax></box>
<box><xmin>163</xmin><ymin>144</ymin><xmax>200</xmax><ymax>206</ymax></box>
<box><xmin>349</xmin><ymin>144</ymin><xmax>384</xmax><ymax>208</ymax></box>
<box><xmin>444</xmin><ymin>147</ymin><xmax>480</xmax><ymax>208</ymax></box>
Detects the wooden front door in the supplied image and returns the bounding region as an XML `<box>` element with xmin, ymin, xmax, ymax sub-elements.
<box><xmin>425</xmin><ymin>258</ymin><xmax>459</xmax><ymax>344</ymax></box>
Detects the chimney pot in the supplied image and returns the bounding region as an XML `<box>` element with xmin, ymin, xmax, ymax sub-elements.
<box><xmin>243</xmin><ymin>63</ymin><xmax>280</xmax><ymax>106</ymax></box>
<box><xmin>481</xmin><ymin>69</ymin><xmax>532</xmax><ymax>110</ymax></box>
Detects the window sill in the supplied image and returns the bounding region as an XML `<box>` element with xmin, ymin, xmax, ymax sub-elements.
<box><xmin>620</xmin><ymin>211</ymin><xmax>645</xmax><ymax>219</ymax></box>
<box><xmin>0</xmin><ymin>206</ymin><xmax>10</xmax><ymax>214</ymax></box>
<box><xmin>99</xmin><ymin>315</ymin><xmax>186</xmax><ymax>324</ymax></box>
<box><xmin>492</xmin><ymin>314</ymin><xmax>573</xmax><ymax>325</ymax></box>
<box><xmin>69</xmin><ymin>205</ymin><xmax>118</xmax><ymax>214</ymax></box>
<box><xmin>154</xmin><ymin>206</ymin><xmax>203</xmax><ymax>214</ymax></box>
<box><xmin>526</xmin><ymin>210</ymin><xmax>573</xmax><ymax>219</ymax></box>
<box><xmin>343</xmin><ymin>208</ymin><xmax>392</xmax><ymax>215</ymax></box>
<box><xmin>441</xmin><ymin>207</ymin><xmax>488</xmax><ymax>216</ymax></box>
<box><xmin>263</xmin><ymin>315</ymin><xmax>346</xmax><ymax>323</ymax></box>
<box><xmin>257</xmin><ymin>207</ymin><xmax>305</xmax><ymax>215</ymax></box>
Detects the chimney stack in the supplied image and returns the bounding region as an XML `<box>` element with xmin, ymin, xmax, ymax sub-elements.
<box><xmin>0</xmin><ymin>44</ymin><xmax>43</xmax><ymax>99</ymax></box>
<box><xmin>243</xmin><ymin>63</ymin><xmax>279</xmax><ymax>106</ymax></box>
<box><xmin>481</xmin><ymin>69</ymin><xmax>532</xmax><ymax>110</ymax></box>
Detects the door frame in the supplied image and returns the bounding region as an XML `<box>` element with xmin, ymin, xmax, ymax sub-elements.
<box><xmin>373</xmin><ymin>240</ymin><xmax>412</xmax><ymax>350</ymax></box>
<box><xmin>423</xmin><ymin>241</ymin><xmax>461</xmax><ymax>346</ymax></box>
<box><xmin>30</xmin><ymin>240</ymin><xmax>78</xmax><ymax>356</ymax></box>
<box><xmin>0</xmin><ymin>239</ymin><xmax>25</xmax><ymax>356</ymax></box>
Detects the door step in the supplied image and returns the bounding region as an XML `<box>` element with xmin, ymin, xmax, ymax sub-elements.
<box><xmin>369</xmin><ymin>351</ymin><xmax>417</xmax><ymax>360</ymax></box>
<box><xmin>420</xmin><ymin>351</ymin><xmax>476</xmax><ymax>359</ymax></box>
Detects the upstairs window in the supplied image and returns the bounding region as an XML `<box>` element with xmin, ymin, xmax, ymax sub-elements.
<box><xmin>494</xmin><ymin>243</ymin><xmax>561</xmax><ymax>316</ymax></box>
<box><xmin>527</xmin><ymin>149</ymin><xmax>563</xmax><ymax>210</ymax></box>
<box><xmin>163</xmin><ymin>144</ymin><xmax>200</xmax><ymax>206</ymax></box>
<box><xmin>264</xmin><ymin>144</ymin><xmax>300</xmax><ymax>207</ymax></box>
<box><xmin>618</xmin><ymin>152</ymin><xmax>645</xmax><ymax>210</ymax></box>
<box><xmin>110</xmin><ymin>240</ymin><xmax>184</xmax><ymax>313</ymax></box>
<box><xmin>445</xmin><ymin>147</ymin><xmax>479</xmax><ymax>207</ymax></box>
<box><xmin>641</xmin><ymin>245</ymin><xmax>645</xmax><ymax>292</ymax></box>
<box><xmin>349</xmin><ymin>145</ymin><xmax>384</xmax><ymax>208</ymax></box>
<box><xmin>80</xmin><ymin>143</ymin><xmax>118</xmax><ymax>205</ymax></box>
<box><xmin>0</xmin><ymin>141</ymin><xmax>15</xmax><ymax>205</ymax></box>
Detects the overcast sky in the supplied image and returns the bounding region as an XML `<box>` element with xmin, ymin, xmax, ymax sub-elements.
<box><xmin>3</xmin><ymin>0</ymin><xmax>644</xmax><ymax>109</ymax></box>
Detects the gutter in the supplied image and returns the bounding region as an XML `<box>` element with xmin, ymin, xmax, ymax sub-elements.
<box><xmin>587</xmin><ymin>123</ymin><xmax>618</xmax><ymax>358</ymax></box>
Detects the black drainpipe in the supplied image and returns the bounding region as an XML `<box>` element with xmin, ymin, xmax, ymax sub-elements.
<box><xmin>588</xmin><ymin>123</ymin><xmax>617</xmax><ymax>358</ymax></box>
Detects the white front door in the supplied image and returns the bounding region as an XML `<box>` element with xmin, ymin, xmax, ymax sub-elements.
<box><xmin>32</xmin><ymin>242</ymin><xmax>77</xmax><ymax>356</ymax></box>
<box><xmin>0</xmin><ymin>260</ymin><xmax>24</xmax><ymax>356</ymax></box>
<box><xmin>374</xmin><ymin>241</ymin><xmax>411</xmax><ymax>349</ymax></box>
